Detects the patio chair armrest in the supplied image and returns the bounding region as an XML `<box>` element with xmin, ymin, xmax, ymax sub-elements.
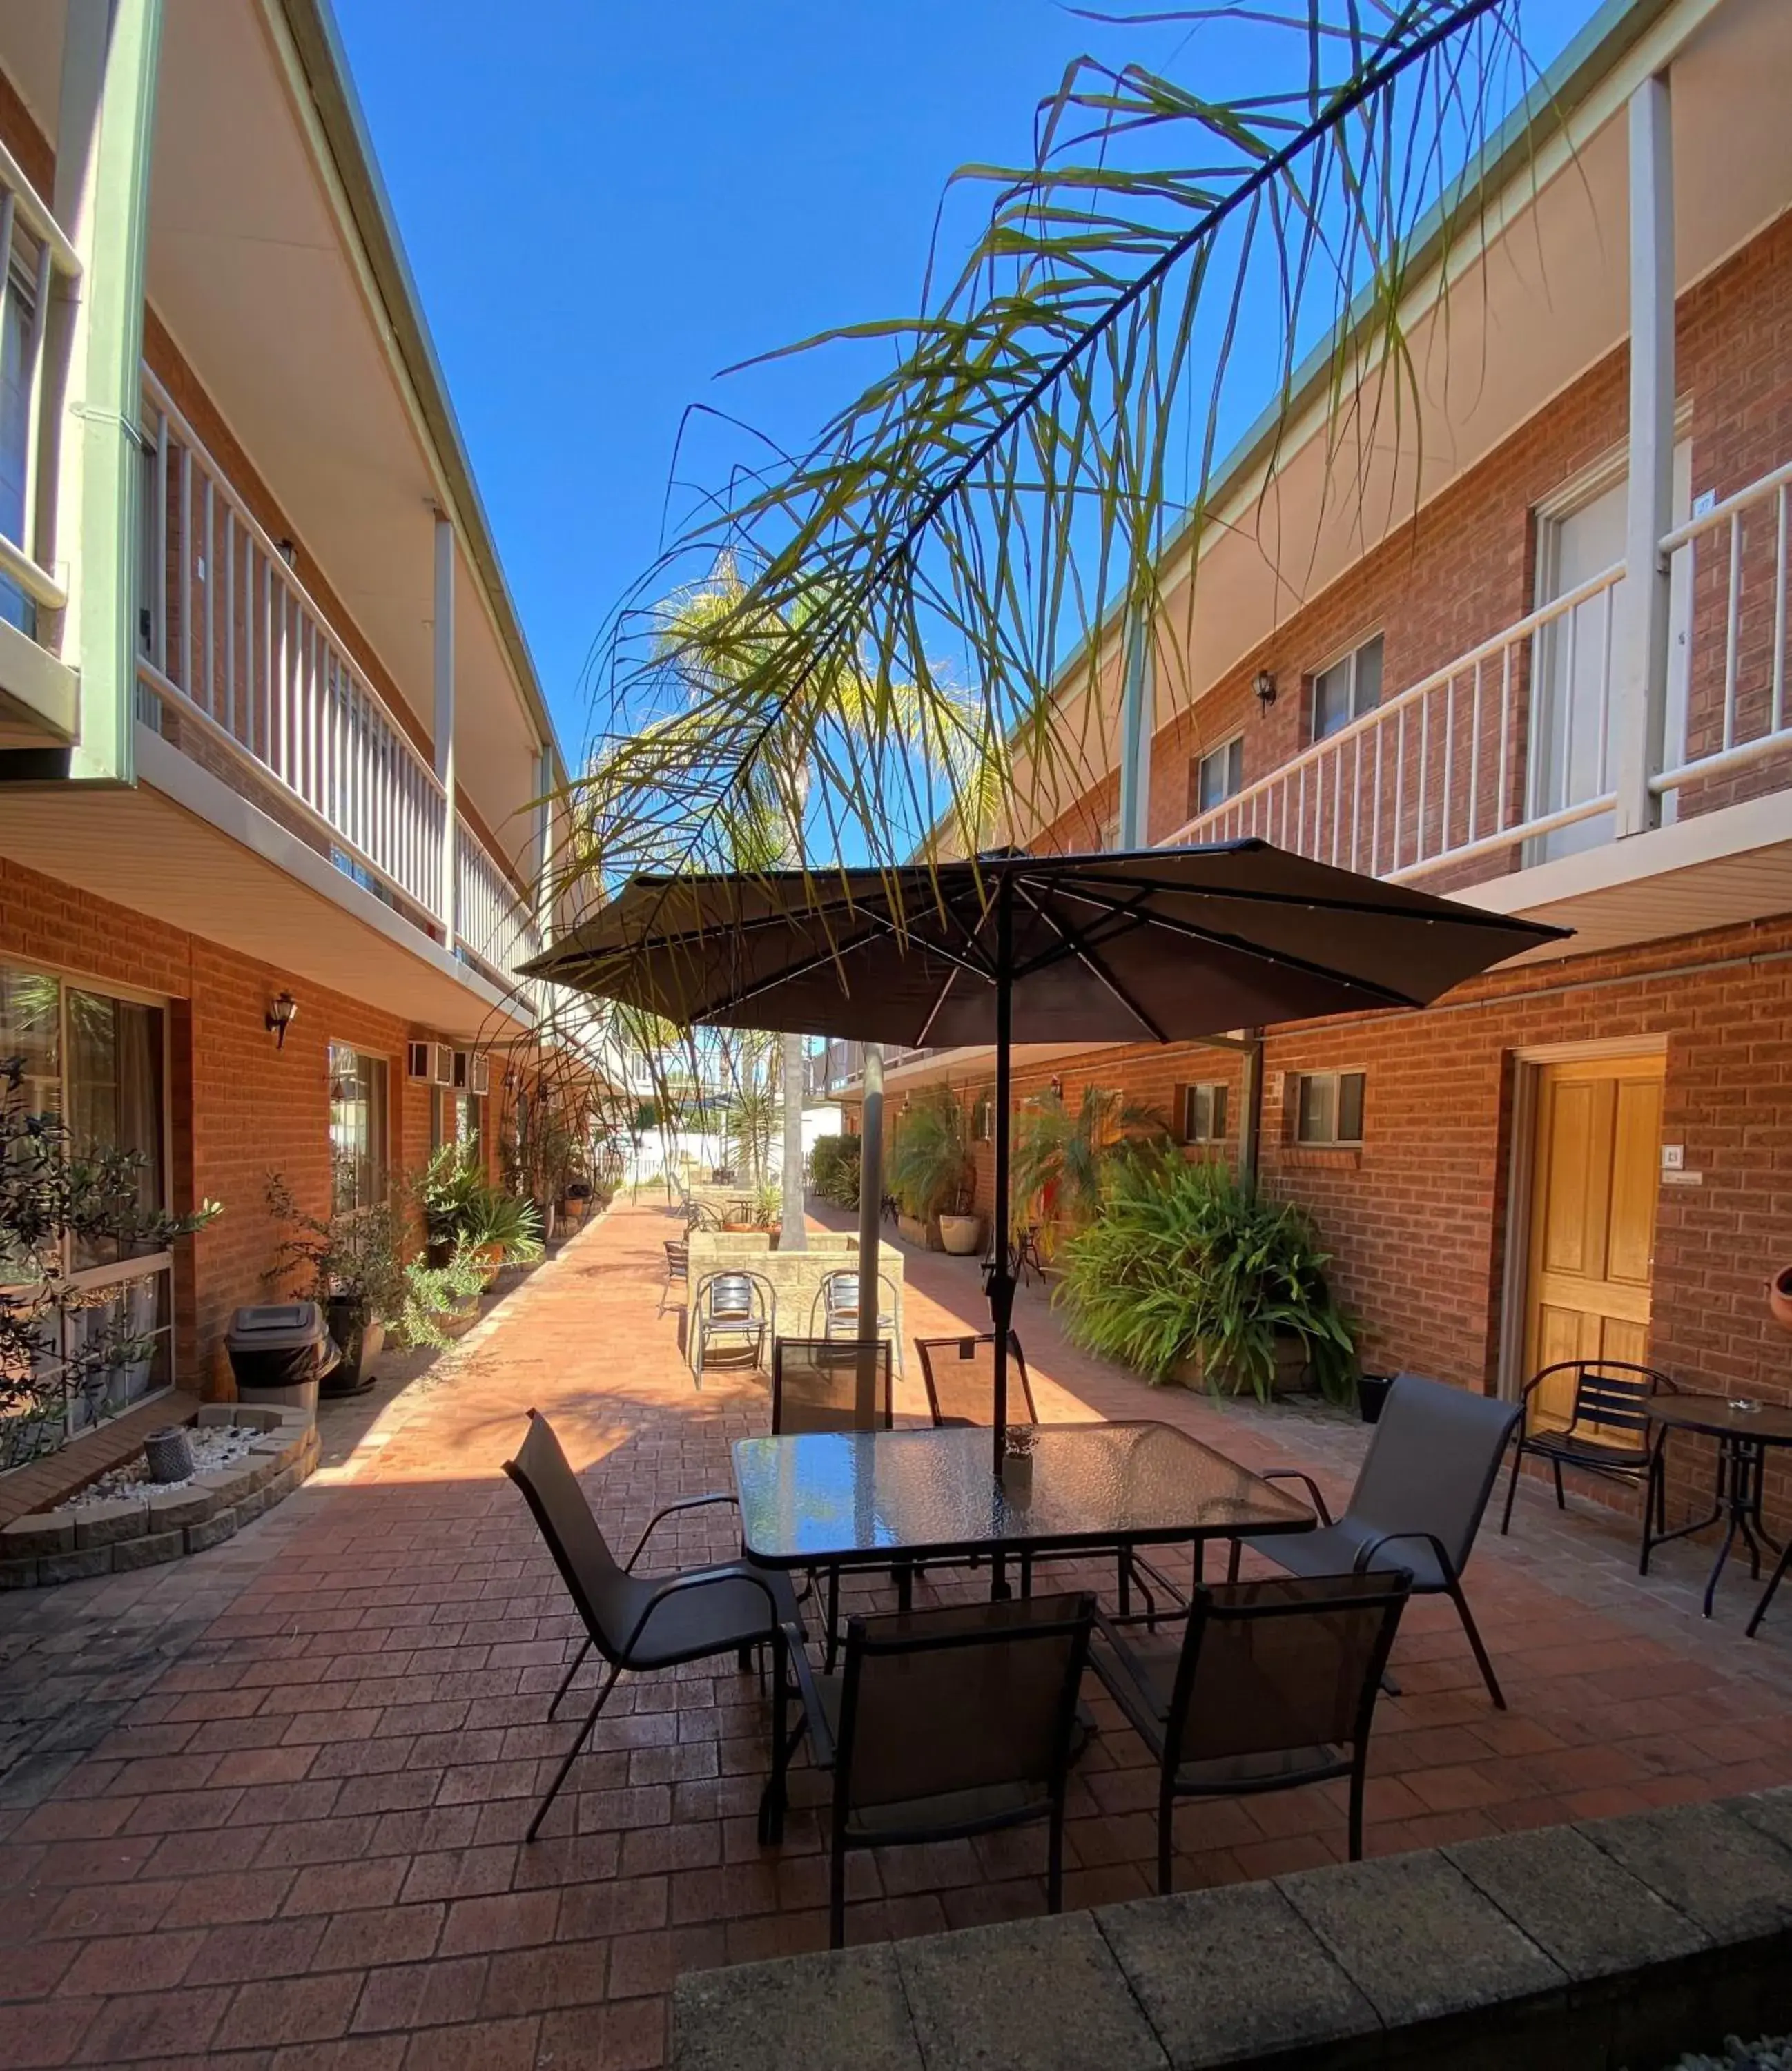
<box><xmin>779</xmin><ymin>1620</ymin><xmax>836</xmax><ymax>1770</ymax></box>
<box><xmin>1257</xmin><ymin>1469</ymin><xmax>1334</xmax><ymax>1526</ymax></box>
<box><xmin>617</xmin><ymin>1562</ymin><xmax>783</xmax><ymax>1659</ymax></box>
<box><xmin>625</xmin><ymin>1492</ymin><xmax>740</xmax><ymax>1571</ymax></box>
<box><xmin>1351</xmin><ymin>1528</ymin><xmax>1454</xmax><ymax>1585</ymax></box>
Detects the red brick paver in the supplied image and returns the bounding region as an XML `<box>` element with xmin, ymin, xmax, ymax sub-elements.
<box><xmin>3</xmin><ymin>1197</ymin><xmax>1790</xmax><ymax>2069</ymax></box>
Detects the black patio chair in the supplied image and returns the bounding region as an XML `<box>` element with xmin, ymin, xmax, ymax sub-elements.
<box><xmin>684</xmin><ymin>1200</ymin><xmax>723</xmax><ymax>1232</ymax></box>
<box><xmin>1091</xmin><ymin>1568</ymin><xmax>1410</xmax><ymax>1889</ymax></box>
<box><xmin>1227</xmin><ymin>1372</ymin><xmax>1521</xmax><ymax>1708</ymax></box>
<box><xmin>915</xmin><ymin>1330</ymin><xmax>1038</xmax><ymax>1427</ymax></box>
<box><xmin>658</xmin><ymin>1238</ymin><xmax>688</xmax><ymax>1317</ymax></box>
<box><xmin>813</xmin><ymin>1269</ymin><xmax>902</xmax><ymax>1377</ymax></box>
<box><xmin>770</xmin><ymin>1591</ymin><xmax>1096</xmax><ymax>1946</ymax></box>
<box><xmin>692</xmin><ymin>1270</ymin><xmax>771</xmax><ymax>1380</ymax></box>
<box><xmin>1500</xmin><ymin>1359</ymin><xmax>1677</xmax><ymax>1538</ymax></box>
<box><xmin>503</xmin><ymin>1408</ymin><xmax>799</xmax><ymax>1841</ymax></box>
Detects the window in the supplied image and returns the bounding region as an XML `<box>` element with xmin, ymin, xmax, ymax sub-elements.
<box><xmin>1295</xmin><ymin>1070</ymin><xmax>1365</xmax><ymax>1146</ymax></box>
<box><xmin>1191</xmin><ymin>736</ymin><xmax>1245</xmax><ymax>817</ymax></box>
<box><xmin>1180</xmin><ymin>1082</ymin><xmax>1229</xmax><ymax>1145</ymax></box>
<box><xmin>433</xmin><ymin>1086</ymin><xmax>481</xmax><ymax>1156</ymax></box>
<box><xmin>0</xmin><ymin>241</ymin><xmax>39</xmax><ymax>636</ymax></box>
<box><xmin>329</xmin><ymin>1043</ymin><xmax>390</xmax><ymax>1212</ymax></box>
<box><xmin>1310</xmin><ymin>634</ymin><xmax>1383</xmax><ymax>741</ymax></box>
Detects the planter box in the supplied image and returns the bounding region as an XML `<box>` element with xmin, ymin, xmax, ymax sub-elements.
<box><xmin>897</xmin><ymin>1213</ymin><xmax>942</xmax><ymax>1252</ymax></box>
<box><xmin>1169</xmin><ymin>1336</ymin><xmax>1310</xmax><ymax>1398</ymax></box>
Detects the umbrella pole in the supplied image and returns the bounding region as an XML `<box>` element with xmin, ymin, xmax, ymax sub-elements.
<box><xmin>855</xmin><ymin>1045</ymin><xmax>884</xmax><ymax>1427</ymax></box>
<box><xmin>990</xmin><ymin>881</ymin><xmax>1015</xmax><ymax>1485</ymax></box>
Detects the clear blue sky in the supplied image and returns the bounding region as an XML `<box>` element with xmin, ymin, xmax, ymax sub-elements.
<box><xmin>334</xmin><ymin>0</ymin><xmax>1593</xmax><ymax>764</ymax></box>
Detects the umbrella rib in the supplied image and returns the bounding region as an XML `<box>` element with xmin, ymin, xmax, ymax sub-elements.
<box><xmin>1050</xmin><ymin>884</ymin><xmax>1424</xmax><ymax>1009</ymax></box>
<box><xmin>1011</xmin><ymin>882</ymin><xmax>1169</xmax><ymax>1042</ymax></box>
<box><xmin>685</xmin><ymin>924</ymin><xmax>890</xmax><ymax>1023</ymax></box>
<box><xmin>913</xmin><ymin>964</ymin><xmax>962</xmax><ymax>1047</ymax></box>
<box><xmin>1044</xmin><ymin>866</ymin><xmax>1562</xmax><ymax>940</ymax></box>
<box><xmin>851</xmin><ymin>906</ymin><xmax>996</xmax><ymax>984</ymax></box>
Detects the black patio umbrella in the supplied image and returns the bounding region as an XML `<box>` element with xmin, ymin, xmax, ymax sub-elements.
<box><xmin>525</xmin><ymin>841</ymin><xmax>1568</xmax><ymax>1471</ymax></box>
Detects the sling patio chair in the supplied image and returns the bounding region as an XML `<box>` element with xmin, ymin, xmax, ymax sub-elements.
<box><xmin>503</xmin><ymin>1408</ymin><xmax>801</xmax><ymax>1842</ymax></box>
<box><xmin>658</xmin><ymin>1237</ymin><xmax>688</xmax><ymax>1317</ymax></box>
<box><xmin>1089</xmin><ymin>1568</ymin><xmax>1411</xmax><ymax>1889</ymax></box>
<box><xmin>813</xmin><ymin>1269</ymin><xmax>902</xmax><ymax>1377</ymax></box>
<box><xmin>768</xmin><ymin>1591</ymin><xmax>1097</xmax><ymax>1945</ymax></box>
<box><xmin>1499</xmin><ymin>1358</ymin><xmax>1677</xmax><ymax>1541</ymax></box>
<box><xmin>692</xmin><ymin>1270</ymin><xmax>772</xmax><ymax>1380</ymax></box>
<box><xmin>1227</xmin><ymin>1372</ymin><xmax>1521</xmax><ymax>1707</ymax></box>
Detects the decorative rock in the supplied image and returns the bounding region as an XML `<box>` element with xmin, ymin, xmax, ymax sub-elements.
<box><xmin>110</xmin><ymin>1528</ymin><xmax>186</xmax><ymax>1572</ymax></box>
<box><xmin>1099</xmin><ymin>1881</ymin><xmax>1377</xmax><ymax>2066</ymax></box>
<box><xmin>1</xmin><ymin>1514</ymin><xmax>75</xmax><ymax>1558</ymax></box>
<box><xmin>1277</xmin><ymin>1849</ymin><xmax>1564</xmax><ymax>2029</ymax></box>
<box><xmin>72</xmin><ymin>1499</ymin><xmax>148</xmax><ymax>1549</ymax></box>
<box><xmin>1578</xmin><ymin>1802</ymin><xmax>1792</xmax><ymax>1943</ymax></box>
<box><xmin>185</xmin><ymin>1507</ymin><xmax>239</xmax><ymax>1553</ymax></box>
<box><xmin>895</xmin><ymin>1914</ymin><xmax>1168</xmax><ymax>2071</ymax></box>
<box><xmin>146</xmin><ymin>1488</ymin><xmax>212</xmax><ymax>1531</ymax></box>
<box><xmin>38</xmin><ymin>1546</ymin><xmax>113</xmax><ymax>1584</ymax></box>
<box><xmin>1445</xmin><ymin>1824</ymin><xmax>1708</xmax><ymax>1981</ymax></box>
<box><xmin>674</xmin><ymin>1946</ymin><xmax>921</xmax><ymax>2071</ymax></box>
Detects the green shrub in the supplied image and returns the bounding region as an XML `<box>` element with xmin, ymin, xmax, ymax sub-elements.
<box><xmin>808</xmin><ymin>1134</ymin><xmax>861</xmax><ymax>1209</ymax></box>
<box><xmin>888</xmin><ymin>1085</ymin><xmax>975</xmax><ymax>1219</ymax></box>
<box><xmin>1055</xmin><ymin>1151</ymin><xmax>1354</xmax><ymax>1401</ymax></box>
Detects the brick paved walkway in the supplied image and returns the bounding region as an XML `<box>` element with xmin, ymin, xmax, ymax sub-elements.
<box><xmin>3</xmin><ymin>1197</ymin><xmax>1791</xmax><ymax>2069</ymax></box>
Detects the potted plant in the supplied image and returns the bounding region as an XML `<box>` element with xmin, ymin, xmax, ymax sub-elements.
<box><xmin>1010</xmin><ymin>1084</ymin><xmax>1165</xmax><ymax>1258</ymax></box>
<box><xmin>396</xmin><ymin>1241</ymin><xmax>489</xmax><ymax>1348</ymax></box>
<box><xmin>413</xmin><ymin>1143</ymin><xmax>491</xmax><ymax>1267</ymax></box>
<box><xmin>888</xmin><ymin>1086</ymin><xmax>982</xmax><ymax>1254</ymax></box>
<box><xmin>265</xmin><ymin>1174</ymin><xmax>403</xmax><ymax>1397</ymax></box>
<box><xmin>1055</xmin><ymin>1150</ymin><xmax>1355</xmax><ymax>1403</ymax></box>
<box><xmin>459</xmin><ymin>1190</ymin><xmax>546</xmax><ymax>1285</ymax></box>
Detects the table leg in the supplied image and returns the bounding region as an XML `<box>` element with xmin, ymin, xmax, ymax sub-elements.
<box><xmin>1639</xmin><ymin>1426</ymin><xmax>1726</xmax><ymax>1583</ymax></box>
<box><xmin>1747</xmin><ymin>1536</ymin><xmax>1792</xmax><ymax>1640</ymax></box>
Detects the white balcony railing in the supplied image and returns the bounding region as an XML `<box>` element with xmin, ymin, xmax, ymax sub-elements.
<box><xmin>1172</xmin><ymin>454</ymin><xmax>1792</xmax><ymax>885</ymax></box>
<box><xmin>458</xmin><ymin>826</ymin><xmax>543</xmax><ymax>993</ymax></box>
<box><xmin>0</xmin><ymin>141</ymin><xmax>80</xmax><ymax>628</ymax></box>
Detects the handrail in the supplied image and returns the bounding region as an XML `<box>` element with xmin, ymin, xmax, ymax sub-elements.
<box><xmin>0</xmin><ymin>140</ymin><xmax>79</xmax><ymax>277</ymax></box>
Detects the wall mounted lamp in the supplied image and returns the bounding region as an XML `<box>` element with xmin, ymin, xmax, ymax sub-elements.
<box><xmin>1254</xmin><ymin>670</ymin><xmax>1278</xmax><ymax>708</ymax></box>
<box><xmin>266</xmin><ymin>991</ymin><xmax>298</xmax><ymax>1050</ymax></box>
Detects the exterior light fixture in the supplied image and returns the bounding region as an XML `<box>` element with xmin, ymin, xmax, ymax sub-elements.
<box><xmin>266</xmin><ymin>991</ymin><xmax>298</xmax><ymax>1049</ymax></box>
<box><xmin>1049</xmin><ymin>1075</ymin><xmax>1064</xmax><ymax>1098</ymax></box>
<box><xmin>1254</xmin><ymin>670</ymin><xmax>1278</xmax><ymax>708</ymax></box>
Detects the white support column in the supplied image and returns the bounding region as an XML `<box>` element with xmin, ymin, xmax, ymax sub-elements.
<box><xmin>1615</xmin><ymin>71</ymin><xmax>1675</xmax><ymax>839</ymax></box>
<box><xmin>433</xmin><ymin>511</ymin><xmax>457</xmax><ymax>940</ymax></box>
<box><xmin>1116</xmin><ymin>601</ymin><xmax>1154</xmax><ymax>849</ymax></box>
<box><xmin>532</xmin><ymin>743</ymin><xmax>552</xmax><ymax>937</ymax></box>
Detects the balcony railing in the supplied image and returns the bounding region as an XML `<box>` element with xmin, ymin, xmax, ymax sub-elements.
<box><xmin>135</xmin><ymin>368</ymin><xmax>543</xmax><ymax>993</ymax></box>
<box><xmin>1171</xmin><ymin>455</ymin><xmax>1792</xmax><ymax>884</ymax></box>
<box><xmin>817</xmin><ymin>1040</ymin><xmax>938</xmax><ymax>1093</ymax></box>
<box><xmin>0</xmin><ymin>142</ymin><xmax>80</xmax><ymax>636</ymax></box>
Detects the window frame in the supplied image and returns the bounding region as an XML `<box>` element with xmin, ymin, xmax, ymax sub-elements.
<box><xmin>1179</xmin><ymin>1081</ymin><xmax>1229</xmax><ymax>1145</ymax></box>
<box><xmin>327</xmin><ymin>1041</ymin><xmax>391</xmax><ymax>1214</ymax></box>
<box><xmin>1293</xmin><ymin>1069</ymin><xmax>1366</xmax><ymax>1147</ymax></box>
<box><xmin>1309</xmin><ymin>633</ymin><xmax>1385</xmax><ymax>743</ymax></box>
<box><xmin>1191</xmin><ymin>735</ymin><xmax>1245</xmax><ymax>817</ymax></box>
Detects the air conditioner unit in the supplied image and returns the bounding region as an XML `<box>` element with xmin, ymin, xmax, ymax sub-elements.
<box><xmin>408</xmin><ymin>1041</ymin><xmax>454</xmax><ymax>1087</ymax></box>
<box><xmin>453</xmin><ymin>1050</ymin><xmax>490</xmax><ymax>1097</ymax></box>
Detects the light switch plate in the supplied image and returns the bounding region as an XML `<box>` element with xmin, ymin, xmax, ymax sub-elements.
<box><xmin>1662</xmin><ymin>1143</ymin><xmax>1685</xmax><ymax>1170</ymax></box>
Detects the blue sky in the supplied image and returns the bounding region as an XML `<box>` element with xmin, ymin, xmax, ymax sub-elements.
<box><xmin>334</xmin><ymin>0</ymin><xmax>1594</xmax><ymax>766</ymax></box>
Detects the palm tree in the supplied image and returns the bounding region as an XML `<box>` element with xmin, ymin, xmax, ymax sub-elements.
<box><xmin>1011</xmin><ymin>1084</ymin><xmax>1167</xmax><ymax>1243</ymax></box>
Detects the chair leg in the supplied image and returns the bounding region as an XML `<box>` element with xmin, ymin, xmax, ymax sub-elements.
<box><xmin>1157</xmin><ymin>1780</ymin><xmax>1176</xmax><ymax>1897</ymax></box>
<box><xmin>824</xmin><ymin>1566</ymin><xmax>842</xmax><ymax>1675</ymax></box>
<box><xmin>527</xmin><ymin>1660</ymin><xmax>622</xmax><ymax>1842</ymax></box>
<box><xmin>829</xmin><ymin>1834</ymin><xmax>848</xmax><ymax>1950</ymax></box>
<box><xmin>1551</xmin><ymin>1459</ymin><xmax>1566</xmax><ymax>1512</ymax></box>
<box><xmin>1747</xmin><ymin>1537</ymin><xmax>1792</xmax><ymax>1640</ymax></box>
<box><xmin>548</xmin><ymin>1636</ymin><xmax>592</xmax><ymax>1718</ymax></box>
<box><xmin>1047</xmin><ymin>1804</ymin><xmax>1065</xmax><ymax>1914</ymax></box>
<box><xmin>759</xmin><ymin>1624</ymin><xmax>788</xmax><ymax>1846</ymax></box>
<box><xmin>1499</xmin><ymin>1439</ymin><xmax>1523</xmax><ymax>1536</ymax></box>
<box><xmin>1347</xmin><ymin>1762</ymin><xmax>1366</xmax><ymax>1863</ymax></box>
<box><xmin>1226</xmin><ymin>1539</ymin><xmax>1243</xmax><ymax>1584</ymax></box>
<box><xmin>1448</xmin><ymin>1581</ymin><xmax>1506</xmax><ymax>1710</ymax></box>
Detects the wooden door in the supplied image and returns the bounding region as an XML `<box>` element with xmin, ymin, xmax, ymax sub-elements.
<box><xmin>1523</xmin><ymin>1055</ymin><xmax>1664</xmax><ymax>1428</ymax></box>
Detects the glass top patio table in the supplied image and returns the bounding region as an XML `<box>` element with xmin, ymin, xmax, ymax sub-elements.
<box><xmin>732</xmin><ymin>1421</ymin><xmax>1317</xmax><ymax>1568</ymax></box>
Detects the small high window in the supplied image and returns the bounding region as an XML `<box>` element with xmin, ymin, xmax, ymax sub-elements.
<box><xmin>1180</xmin><ymin>1082</ymin><xmax>1229</xmax><ymax>1145</ymax></box>
<box><xmin>1295</xmin><ymin>1070</ymin><xmax>1365</xmax><ymax>1146</ymax></box>
<box><xmin>1191</xmin><ymin>736</ymin><xmax>1245</xmax><ymax>817</ymax></box>
<box><xmin>1310</xmin><ymin>634</ymin><xmax>1383</xmax><ymax>742</ymax></box>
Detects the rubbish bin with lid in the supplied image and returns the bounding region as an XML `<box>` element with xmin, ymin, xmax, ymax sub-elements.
<box><xmin>226</xmin><ymin>1303</ymin><xmax>340</xmax><ymax>1414</ymax></box>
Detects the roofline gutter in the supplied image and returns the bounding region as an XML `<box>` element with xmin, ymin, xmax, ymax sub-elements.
<box><xmin>271</xmin><ymin>0</ymin><xmax>569</xmax><ymax>793</ymax></box>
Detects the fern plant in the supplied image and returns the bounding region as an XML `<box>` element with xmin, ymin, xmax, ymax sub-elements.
<box><xmin>1055</xmin><ymin>1151</ymin><xmax>1354</xmax><ymax>1401</ymax></box>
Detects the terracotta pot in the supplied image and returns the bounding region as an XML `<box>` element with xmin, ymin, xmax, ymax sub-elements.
<box><xmin>1770</xmin><ymin>1265</ymin><xmax>1792</xmax><ymax>1332</ymax></box>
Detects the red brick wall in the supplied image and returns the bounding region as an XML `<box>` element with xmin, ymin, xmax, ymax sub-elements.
<box><xmin>0</xmin><ymin>855</ymin><xmax>458</xmax><ymax>1387</ymax></box>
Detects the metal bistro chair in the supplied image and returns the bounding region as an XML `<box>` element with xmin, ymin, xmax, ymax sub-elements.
<box><xmin>658</xmin><ymin>1238</ymin><xmax>688</xmax><ymax>1317</ymax></box>
<box><xmin>771</xmin><ymin>1591</ymin><xmax>1096</xmax><ymax>1946</ymax></box>
<box><xmin>503</xmin><ymin>1409</ymin><xmax>801</xmax><ymax>1841</ymax></box>
<box><xmin>1500</xmin><ymin>1359</ymin><xmax>1677</xmax><ymax>1539</ymax></box>
<box><xmin>692</xmin><ymin>1271</ymin><xmax>771</xmax><ymax>1381</ymax></box>
<box><xmin>815</xmin><ymin>1270</ymin><xmax>902</xmax><ymax>1379</ymax></box>
<box><xmin>684</xmin><ymin>1199</ymin><xmax>724</xmax><ymax>1232</ymax></box>
<box><xmin>1228</xmin><ymin>1373</ymin><xmax>1521</xmax><ymax>1708</ymax></box>
<box><xmin>1090</xmin><ymin>1570</ymin><xmax>1412</xmax><ymax>1890</ymax></box>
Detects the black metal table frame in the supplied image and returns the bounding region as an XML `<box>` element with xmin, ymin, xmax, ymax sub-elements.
<box><xmin>1641</xmin><ymin>1421</ymin><xmax>1787</xmax><ymax>1620</ymax></box>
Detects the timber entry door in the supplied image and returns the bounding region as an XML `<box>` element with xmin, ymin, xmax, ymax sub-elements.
<box><xmin>1523</xmin><ymin>1053</ymin><xmax>1665</xmax><ymax>1428</ymax></box>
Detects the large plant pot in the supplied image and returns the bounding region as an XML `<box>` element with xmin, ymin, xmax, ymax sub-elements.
<box><xmin>1170</xmin><ymin>1335</ymin><xmax>1310</xmax><ymax>1399</ymax></box>
<box><xmin>1356</xmin><ymin>1371</ymin><xmax>1395</xmax><ymax>1425</ymax></box>
<box><xmin>938</xmin><ymin>1213</ymin><xmax>984</xmax><ymax>1256</ymax></box>
<box><xmin>1770</xmin><ymin>1265</ymin><xmax>1792</xmax><ymax>1332</ymax></box>
<box><xmin>897</xmin><ymin>1212</ymin><xmax>942</xmax><ymax>1252</ymax></box>
<box><xmin>323</xmin><ymin>1299</ymin><xmax>383</xmax><ymax>1397</ymax></box>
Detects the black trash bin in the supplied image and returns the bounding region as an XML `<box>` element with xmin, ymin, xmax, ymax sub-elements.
<box><xmin>226</xmin><ymin>1303</ymin><xmax>340</xmax><ymax>1413</ymax></box>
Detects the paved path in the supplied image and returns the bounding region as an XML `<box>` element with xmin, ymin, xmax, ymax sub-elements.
<box><xmin>2</xmin><ymin>1198</ymin><xmax>1789</xmax><ymax>2070</ymax></box>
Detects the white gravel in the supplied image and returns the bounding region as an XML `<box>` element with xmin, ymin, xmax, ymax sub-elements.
<box><xmin>52</xmin><ymin>1423</ymin><xmax>260</xmax><ymax>1510</ymax></box>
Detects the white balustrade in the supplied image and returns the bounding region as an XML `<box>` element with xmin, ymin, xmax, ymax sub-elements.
<box><xmin>0</xmin><ymin>142</ymin><xmax>79</xmax><ymax>621</ymax></box>
<box><xmin>456</xmin><ymin>824</ymin><xmax>544</xmax><ymax>990</ymax></box>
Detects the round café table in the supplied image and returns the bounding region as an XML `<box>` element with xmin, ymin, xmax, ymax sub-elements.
<box><xmin>1642</xmin><ymin>1394</ymin><xmax>1792</xmax><ymax>1626</ymax></box>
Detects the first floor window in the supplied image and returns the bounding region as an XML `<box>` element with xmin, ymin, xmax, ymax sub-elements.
<box><xmin>1310</xmin><ymin>634</ymin><xmax>1383</xmax><ymax>741</ymax></box>
<box><xmin>1180</xmin><ymin>1082</ymin><xmax>1229</xmax><ymax>1144</ymax></box>
<box><xmin>1295</xmin><ymin>1069</ymin><xmax>1365</xmax><ymax>1145</ymax></box>
<box><xmin>1191</xmin><ymin>737</ymin><xmax>1245</xmax><ymax>817</ymax></box>
<box><xmin>433</xmin><ymin>1087</ymin><xmax>481</xmax><ymax>1155</ymax></box>
<box><xmin>329</xmin><ymin>1044</ymin><xmax>390</xmax><ymax>1212</ymax></box>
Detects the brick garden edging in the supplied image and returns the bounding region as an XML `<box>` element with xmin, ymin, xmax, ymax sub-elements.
<box><xmin>0</xmin><ymin>1404</ymin><xmax>319</xmax><ymax>1588</ymax></box>
<box><xmin>673</xmin><ymin>1789</ymin><xmax>1792</xmax><ymax>2071</ymax></box>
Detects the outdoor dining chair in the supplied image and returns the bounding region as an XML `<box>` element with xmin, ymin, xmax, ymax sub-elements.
<box><xmin>658</xmin><ymin>1238</ymin><xmax>688</xmax><ymax>1316</ymax></box>
<box><xmin>813</xmin><ymin>1269</ymin><xmax>902</xmax><ymax>1377</ymax></box>
<box><xmin>692</xmin><ymin>1270</ymin><xmax>771</xmax><ymax>1380</ymax></box>
<box><xmin>684</xmin><ymin>1200</ymin><xmax>723</xmax><ymax>1232</ymax></box>
<box><xmin>502</xmin><ymin>1408</ymin><xmax>800</xmax><ymax>1842</ymax></box>
<box><xmin>1227</xmin><ymin>1372</ymin><xmax>1521</xmax><ymax>1707</ymax></box>
<box><xmin>1499</xmin><ymin>1358</ymin><xmax>1677</xmax><ymax>1539</ymax></box>
<box><xmin>915</xmin><ymin>1331</ymin><xmax>1038</xmax><ymax>1426</ymax></box>
<box><xmin>768</xmin><ymin>1591</ymin><xmax>1096</xmax><ymax>1945</ymax></box>
<box><xmin>1089</xmin><ymin>1569</ymin><xmax>1411</xmax><ymax>1889</ymax></box>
